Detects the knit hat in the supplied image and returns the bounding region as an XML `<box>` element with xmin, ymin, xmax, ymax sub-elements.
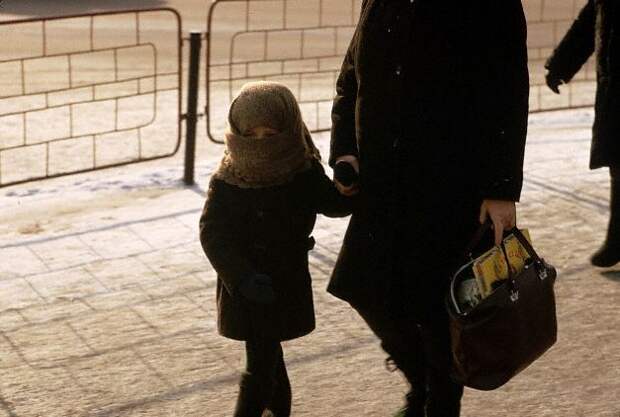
<box><xmin>213</xmin><ymin>81</ymin><xmax>321</xmax><ymax>188</ymax></box>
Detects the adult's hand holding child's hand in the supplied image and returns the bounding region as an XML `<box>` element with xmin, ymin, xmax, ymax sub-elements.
<box><xmin>334</xmin><ymin>155</ymin><xmax>360</xmax><ymax>196</ymax></box>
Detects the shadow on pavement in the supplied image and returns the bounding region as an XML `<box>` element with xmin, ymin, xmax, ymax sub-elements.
<box><xmin>601</xmin><ymin>270</ymin><xmax>620</xmax><ymax>282</ymax></box>
<box><xmin>1</xmin><ymin>0</ymin><xmax>170</xmax><ymax>18</ymax></box>
<box><xmin>89</xmin><ymin>335</ymin><xmax>376</xmax><ymax>417</ymax></box>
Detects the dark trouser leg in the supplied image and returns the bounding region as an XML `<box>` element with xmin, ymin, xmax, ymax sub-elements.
<box><xmin>234</xmin><ymin>339</ymin><xmax>289</xmax><ymax>417</ymax></box>
<box><xmin>267</xmin><ymin>349</ymin><xmax>292</xmax><ymax>417</ymax></box>
<box><xmin>355</xmin><ymin>306</ymin><xmax>428</xmax><ymax>416</ymax></box>
<box><xmin>418</xmin><ymin>315</ymin><xmax>464</xmax><ymax>417</ymax></box>
<box><xmin>355</xmin><ymin>306</ymin><xmax>463</xmax><ymax>417</ymax></box>
<box><xmin>591</xmin><ymin>165</ymin><xmax>620</xmax><ymax>266</ymax></box>
<box><xmin>608</xmin><ymin>165</ymin><xmax>620</xmax><ymax>241</ymax></box>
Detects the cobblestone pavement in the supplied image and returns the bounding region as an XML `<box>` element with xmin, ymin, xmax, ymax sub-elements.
<box><xmin>1</xmin><ymin>110</ymin><xmax>619</xmax><ymax>417</ymax></box>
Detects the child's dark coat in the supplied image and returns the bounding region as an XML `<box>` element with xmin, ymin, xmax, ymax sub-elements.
<box><xmin>200</xmin><ymin>161</ymin><xmax>352</xmax><ymax>341</ymax></box>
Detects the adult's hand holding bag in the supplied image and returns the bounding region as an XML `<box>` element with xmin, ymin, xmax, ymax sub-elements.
<box><xmin>446</xmin><ymin>225</ymin><xmax>558</xmax><ymax>391</ymax></box>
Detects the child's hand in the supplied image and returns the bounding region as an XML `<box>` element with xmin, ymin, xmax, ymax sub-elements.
<box><xmin>334</xmin><ymin>155</ymin><xmax>360</xmax><ymax>196</ymax></box>
<box><xmin>239</xmin><ymin>274</ymin><xmax>276</xmax><ymax>305</ymax></box>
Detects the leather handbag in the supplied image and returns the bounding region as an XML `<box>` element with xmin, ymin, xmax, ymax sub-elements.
<box><xmin>446</xmin><ymin>224</ymin><xmax>558</xmax><ymax>391</ymax></box>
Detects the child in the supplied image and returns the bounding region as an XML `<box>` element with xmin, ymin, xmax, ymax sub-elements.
<box><xmin>199</xmin><ymin>82</ymin><xmax>354</xmax><ymax>417</ymax></box>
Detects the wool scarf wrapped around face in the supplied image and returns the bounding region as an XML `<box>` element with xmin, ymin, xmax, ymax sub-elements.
<box><xmin>213</xmin><ymin>82</ymin><xmax>321</xmax><ymax>189</ymax></box>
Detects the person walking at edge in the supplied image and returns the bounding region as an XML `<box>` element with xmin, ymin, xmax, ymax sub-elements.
<box><xmin>546</xmin><ymin>0</ymin><xmax>620</xmax><ymax>268</ymax></box>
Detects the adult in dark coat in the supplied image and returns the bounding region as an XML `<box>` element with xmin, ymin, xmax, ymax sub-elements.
<box><xmin>546</xmin><ymin>0</ymin><xmax>620</xmax><ymax>267</ymax></box>
<box><xmin>329</xmin><ymin>0</ymin><xmax>529</xmax><ymax>415</ymax></box>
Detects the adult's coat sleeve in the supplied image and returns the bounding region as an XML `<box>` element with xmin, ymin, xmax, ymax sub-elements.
<box><xmin>329</xmin><ymin>22</ymin><xmax>361</xmax><ymax>167</ymax></box>
<box><xmin>479</xmin><ymin>0</ymin><xmax>530</xmax><ymax>202</ymax></box>
<box><xmin>545</xmin><ymin>0</ymin><xmax>596</xmax><ymax>83</ymax></box>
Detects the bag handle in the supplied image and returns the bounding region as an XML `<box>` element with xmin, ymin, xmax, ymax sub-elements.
<box><xmin>451</xmin><ymin>221</ymin><xmax>493</xmax><ymax>315</ymax></box>
<box><xmin>462</xmin><ymin>222</ymin><xmax>542</xmax><ymax>263</ymax></box>
<box><xmin>495</xmin><ymin>226</ymin><xmax>544</xmax><ymax>280</ymax></box>
<box><xmin>461</xmin><ymin>220</ymin><xmax>493</xmax><ymax>260</ymax></box>
<box><xmin>499</xmin><ymin>242</ymin><xmax>515</xmax><ymax>281</ymax></box>
<box><xmin>507</xmin><ymin>227</ymin><xmax>543</xmax><ymax>264</ymax></box>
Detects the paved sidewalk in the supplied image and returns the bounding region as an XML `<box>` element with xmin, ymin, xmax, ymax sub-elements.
<box><xmin>1</xmin><ymin>111</ymin><xmax>619</xmax><ymax>417</ymax></box>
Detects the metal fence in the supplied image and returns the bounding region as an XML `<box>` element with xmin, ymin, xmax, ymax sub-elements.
<box><xmin>204</xmin><ymin>0</ymin><xmax>597</xmax><ymax>143</ymax></box>
<box><xmin>0</xmin><ymin>8</ymin><xmax>182</xmax><ymax>187</ymax></box>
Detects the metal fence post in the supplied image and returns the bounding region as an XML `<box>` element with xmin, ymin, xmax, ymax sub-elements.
<box><xmin>184</xmin><ymin>31</ymin><xmax>202</xmax><ymax>185</ymax></box>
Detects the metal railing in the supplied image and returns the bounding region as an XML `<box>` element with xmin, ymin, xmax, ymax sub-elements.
<box><xmin>0</xmin><ymin>8</ymin><xmax>183</xmax><ymax>187</ymax></box>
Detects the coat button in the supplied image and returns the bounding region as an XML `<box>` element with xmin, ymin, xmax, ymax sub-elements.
<box><xmin>395</xmin><ymin>65</ymin><xmax>402</xmax><ymax>76</ymax></box>
<box><xmin>387</xmin><ymin>27</ymin><xmax>392</xmax><ymax>33</ymax></box>
<box><xmin>392</xmin><ymin>137</ymin><xmax>400</xmax><ymax>149</ymax></box>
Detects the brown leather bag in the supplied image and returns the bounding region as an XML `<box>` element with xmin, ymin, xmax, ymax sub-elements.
<box><xmin>446</xmin><ymin>225</ymin><xmax>558</xmax><ymax>391</ymax></box>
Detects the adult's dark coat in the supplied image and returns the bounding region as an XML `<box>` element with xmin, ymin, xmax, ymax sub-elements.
<box><xmin>546</xmin><ymin>0</ymin><xmax>620</xmax><ymax>169</ymax></box>
<box><xmin>199</xmin><ymin>162</ymin><xmax>351</xmax><ymax>341</ymax></box>
<box><xmin>328</xmin><ymin>0</ymin><xmax>530</xmax><ymax>316</ymax></box>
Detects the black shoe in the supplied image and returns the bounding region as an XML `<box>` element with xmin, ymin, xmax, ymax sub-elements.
<box><xmin>591</xmin><ymin>242</ymin><xmax>620</xmax><ymax>267</ymax></box>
